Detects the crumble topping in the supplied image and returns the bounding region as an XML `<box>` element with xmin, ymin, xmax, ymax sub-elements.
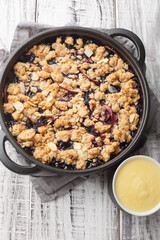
<box><xmin>3</xmin><ymin>36</ymin><xmax>142</xmax><ymax>170</ymax></box>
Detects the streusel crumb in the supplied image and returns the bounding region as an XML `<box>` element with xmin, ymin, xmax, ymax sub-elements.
<box><xmin>3</xmin><ymin>36</ymin><xmax>142</xmax><ymax>169</ymax></box>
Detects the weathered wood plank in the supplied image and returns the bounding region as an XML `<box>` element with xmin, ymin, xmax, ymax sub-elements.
<box><xmin>0</xmin><ymin>0</ymin><xmax>118</xmax><ymax>239</ymax></box>
<box><xmin>0</xmin><ymin>163</ymin><xmax>31</xmax><ymax>239</ymax></box>
<box><xmin>0</xmin><ymin>0</ymin><xmax>36</xmax><ymax>239</ymax></box>
<box><xmin>2</xmin><ymin>0</ymin><xmax>160</xmax><ymax>239</ymax></box>
<box><xmin>116</xmin><ymin>1</ymin><xmax>160</xmax><ymax>239</ymax></box>
<box><xmin>0</xmin><ymin>0</ymin><xmax>36</xmax><ymax>49</ymax></box>
<box><xmin>35</xmin><ymin>1</ymin><xmax>119</xmax><ymax>240</ymax></box>
<box><xmin>37</xmin><ymin>0</ymin><xmax>115</xmax><ymax>28</ymax></box>
<box><xmin>116</xmin><ymin>0</ymin><xmax>160</xmax><ymax>98</ymax></box>
<box><xmin>70</xmin><ymin>174</ymin><xmax>119</xmax><ymax>240</ymax></box>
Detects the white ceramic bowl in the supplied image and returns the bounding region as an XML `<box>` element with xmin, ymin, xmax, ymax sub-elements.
<box><xmin>112</xmin><ymin>155</ymin><xmax>160</xmax><ymax>216</ymax></box>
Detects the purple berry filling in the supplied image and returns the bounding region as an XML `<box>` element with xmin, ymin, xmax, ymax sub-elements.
<box><xmin>47</xmin><ymin>58</ymin><xmax>56</xmax><ymax>65</ymax></box>
<box><xmin>57</xmin><ymin>140</ymin><xmax>73</xmax><ymax>150</ymax></box>
<box><xmin>19</xmin><ymin>52</ymin><xmax>35</xmax><ymax>63</ymax></box>
<box><xmin>4</xmin><ymin>35</ymin><xmax>143</xmax><ymax>170</ymax></box>
<box><xmin>48</xmin><ymin>158</ymin><xmax>76</xmax><ymax>170</ymax></box>
<box><xmin>26</xmin><ymin>116</ymin><xmax>54</xmax><ymax>132</ymax></box>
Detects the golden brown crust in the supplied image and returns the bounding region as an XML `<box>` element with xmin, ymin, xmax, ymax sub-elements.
<box><xmin>3</xmin><ymin>36</ymin><xmax>141</xmax><ymax>169</ymax></box>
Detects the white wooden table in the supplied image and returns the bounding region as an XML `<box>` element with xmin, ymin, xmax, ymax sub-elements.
<box><xmin>0</xmin><ymin>0</ymin><xmax>160</xmax><ymax>239</ymax></box>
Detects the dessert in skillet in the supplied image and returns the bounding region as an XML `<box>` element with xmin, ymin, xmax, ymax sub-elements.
<box><xmin>3</xmin><ymin>36</ymin><xmax>142</xmax><ymax>170</ymax></box>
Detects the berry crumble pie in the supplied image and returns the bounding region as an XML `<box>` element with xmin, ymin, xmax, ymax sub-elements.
<box><xmin>3</xmin><ymin>36</ymin><xmax>142</xmax><ymax>170</ymax></box>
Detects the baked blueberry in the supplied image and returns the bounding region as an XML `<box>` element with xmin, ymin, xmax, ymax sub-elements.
<box><xmin>3</xmin><ymin>36</ymin><xmax>142</xmax><ymax>170</ymax></box>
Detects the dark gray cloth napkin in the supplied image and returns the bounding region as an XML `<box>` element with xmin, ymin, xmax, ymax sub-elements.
<box><xmin>0</xmin><ymin>22</ymin><xmax>160</xmax><ymax>202</ymax></box>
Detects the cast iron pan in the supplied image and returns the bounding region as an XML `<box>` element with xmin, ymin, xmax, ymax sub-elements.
<box><xmin>0</xmin><ymin>27</ymin><xmax>149</xmax><ymax>176</ymax></box>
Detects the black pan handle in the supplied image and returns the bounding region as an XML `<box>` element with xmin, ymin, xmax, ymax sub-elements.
<box><xmin>106</xmin><ymin>28</ymin><xmax>145</xmax><ymax>67</ymax></box>
<box><xmin>0</xmin><ymin>130</ymin><xmax>41</xmax><ymax>175</ymax></box>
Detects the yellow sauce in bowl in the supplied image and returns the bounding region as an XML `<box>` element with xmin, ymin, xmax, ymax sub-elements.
<box><xmin>114</xmin><ymin>157</ymin><xmax>160</xmax><ymax>213</ymax></box>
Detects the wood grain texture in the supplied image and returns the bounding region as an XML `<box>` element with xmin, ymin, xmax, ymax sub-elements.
<box><xmin>0</xmin><ymin>0</ymin><xmax>36</xmax><ymax>49</ymax></box>
<box><xmin>116</xmin><ymin>0</ymin><xmax>160</xmax><ymax>99</ymax></box>
<box><xmin>116</xmin><ymin>0</ymin><xmax>160</xmax><ymax>239</ymax></box>
<box><xmin>0</xmin><ymin>0</ymin><xmax>35</xmax><ymax>239</ymax></box>
<box><xmin>0</xmin><ymin>0</ymin><xmax>160</xmax><ymax>239</ymax></box>
<box><xmin>70</xmin><ymin>174</ymin><xmax>119</xmax><ymax>240</ymax></box>
<box><xmin>36</xmin><ymin>0</ymin><xmax>115</xmax><ymax>28</ymax></box>
<box><xmin>0</xmin><ymin>0</ymin><xmax>119</xmax><ymax>240</ymax></box>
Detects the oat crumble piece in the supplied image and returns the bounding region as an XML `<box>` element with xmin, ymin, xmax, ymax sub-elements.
<box><xmin>3</xmin><ymin>36</ymin><xmax>142</xmax><ymax>170</ymax></box>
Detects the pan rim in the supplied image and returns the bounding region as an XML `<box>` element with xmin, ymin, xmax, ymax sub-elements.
<box><xmin>0</xmin><ymin>26</ymin><xmax>149</xmax><ymax>175</ymax></box>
